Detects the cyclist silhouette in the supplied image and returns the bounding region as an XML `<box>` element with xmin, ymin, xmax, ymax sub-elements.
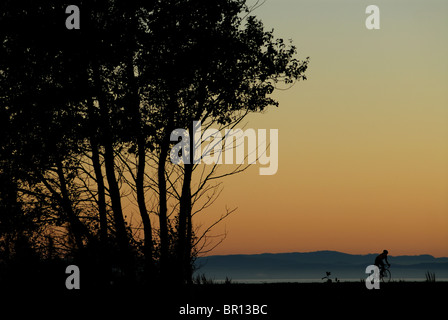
<box><xmin>374</xmin><ymin>250</ymin><xmax>390</xmax><ymax>276</ymax></box>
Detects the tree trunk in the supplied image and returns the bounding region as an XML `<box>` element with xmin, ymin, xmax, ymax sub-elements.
<box><xmin>103</xmin><ymin>139</ymin><xmax>130</xmax><ymax>264</ymax></box>
<box><xmin>177</xmin><ymin>162</ymin><xmax>193</xmax><ymax>284</ymax></box>
<box><xmin>90</xmin><ymin>134</ymin><xmax>108</xmax><ymax>244</ymax></box>
<box><xmin>87</xmin><ymin>57</ymin><xmax>131</xmax><ymax>279</ymax></box>
<box><xmin>158</xmin><ymin>131</ymin><xmax>171</xmax><ymax>280</ymax></box>
<box><xmin>89</xmin><ymin>135</ymin><xmax>112</xmax><ymax>286</ymax></box>
<box><xmin>136</xmin><ymin>136</ymin><xmax>154</xmax><ymax>276</ymax></box>
<box><xmin>55</xmin><ymin>161</ymin><xmax>88</xmax><ymax>250</ymax></box>
<box><xmin>177</xmin><ymin>120</ymin><xmax>194</xmax><ymax>284</ymax></box>
<box><xmin>125</xmin><ymin>48</ymin><xmax>155</xmax><ymax>277</ymax></box>
<box><xmin>95</xmin><ymin>83</ymin><xmax>132</xmax><ymax>274</ymax></box>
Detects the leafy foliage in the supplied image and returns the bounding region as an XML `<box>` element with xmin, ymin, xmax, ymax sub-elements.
<box><xmin>0</xmin><ymin>0</ymin><xmax>308</xmax><ymax>287</ymax></box>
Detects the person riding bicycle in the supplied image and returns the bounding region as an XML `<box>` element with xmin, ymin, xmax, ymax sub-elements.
<box><xmin>374</xmin><ymin>250</ymin><xmax>390</xmax><ymax>276</ymax></box>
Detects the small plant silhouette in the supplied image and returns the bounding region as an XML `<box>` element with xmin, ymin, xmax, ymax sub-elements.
<box><xmin>322</xmin><ymin>271</ymin><xmax>339</xmax><ymax>283</ymax></box>
<box><xmin>224</xmin><ymin>276</ymin><xmax>233</xmax><ymax>285</ymax></box>
<box><xmin>193</xmin><ymin>274</ymin><xmax>215</xmax><ymax>285</ymax></box>
<box><xmin>425</xmin><ymin>271</ymin><xmax>436</xmax><ymax>282</ymax></box>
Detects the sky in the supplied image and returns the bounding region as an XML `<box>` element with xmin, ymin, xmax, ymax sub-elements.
<box><xmin>194</xmin><ymin>0</ymin><xmax>448</xmax><ymax>257</ymax></box>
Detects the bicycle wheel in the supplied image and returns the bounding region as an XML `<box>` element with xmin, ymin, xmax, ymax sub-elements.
<box><xmin>381</xmin><ymin>269</ymin><xmax>391</xmax><ymax>283</ymax></box>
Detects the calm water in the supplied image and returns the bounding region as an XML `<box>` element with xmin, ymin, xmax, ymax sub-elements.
<box><xmin>212</xmin><ymin>278</ymin><xmax>448</xmax><ymax>283</ymax></box>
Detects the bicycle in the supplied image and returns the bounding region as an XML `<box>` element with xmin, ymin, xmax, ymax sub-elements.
<box><xmin>379</xmin><ymin>264</ymin><xmax>391</xmax><ymax>283</ymax></box>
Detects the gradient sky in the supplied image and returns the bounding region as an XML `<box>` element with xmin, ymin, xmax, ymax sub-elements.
<box><xmin>193</xmin><ymin>0</ymin><xmax>448</xmax><ymax>257</ymax></box>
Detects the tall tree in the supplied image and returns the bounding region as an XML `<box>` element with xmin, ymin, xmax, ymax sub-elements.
<box><xmin>0</xmin><ymin>0</ymin><xmax>92</xmax><ymax>253</ymax></box>
<box><xmin>139</xmin><ymin>0</ymin><xmax>309</xmax><ymax>284</ymax></box>
<box><xmin>0</xmin><ymin>0</ymin><xmax>309</xmax><ymax>286</ymax></box>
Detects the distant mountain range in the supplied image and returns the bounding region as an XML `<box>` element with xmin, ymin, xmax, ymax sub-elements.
<box><xmin>194</xmin><ymin>251</ymin><xmax>448</xmax><ymax>281</ymax></box>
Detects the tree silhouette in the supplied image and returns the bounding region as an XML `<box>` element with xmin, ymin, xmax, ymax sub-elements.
<box><xmin>0</xmin><ymin>0</ymin><xmax>142</xmax><ymax>279</ymax></box>
<box><xmin>0</xmin><ymin>0</ymin><xmax>308</xmax><ymax>287</ymax></box>
<box><xmin>0</xmin><ymin>1</ymin><xmax>89</xmax><ymax>253</ymax></box>
<box><xmin>137</xmin><ymin>0</ymin><xmax>308</xmax><ymax>284</ymax></box>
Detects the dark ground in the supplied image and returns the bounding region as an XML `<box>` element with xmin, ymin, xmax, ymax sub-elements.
<box><xmin>169</xmin><ymin>282</ymin><xmax>447</xmax><ymax>319</ymax></box>
<box><xmin>2</xmin><ymin>281</ymin><xmax>446</xmax><ymax>318</ymax></box>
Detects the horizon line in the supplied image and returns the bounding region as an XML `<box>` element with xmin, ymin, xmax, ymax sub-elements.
<box><xmin>200</xmin><ymin>250</ymin><xmax>448</xmax><ymax>259</ymax></box>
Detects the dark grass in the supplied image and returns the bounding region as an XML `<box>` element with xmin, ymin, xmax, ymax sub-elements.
<box><xmin>172</xmin><ymin>282</ymin><xmax>447</xmax><ymax>318</ymax></box>
<box><xmin>2</xmin><ymin>281</ymin><xmax>446</xmax><ymax>318</ymax></box>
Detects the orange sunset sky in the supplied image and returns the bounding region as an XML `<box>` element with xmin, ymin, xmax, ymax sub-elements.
<box><xmin>187</xmin><ymin>0</ymin><xmax>448</xmax><ymax>258</ymax></box>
